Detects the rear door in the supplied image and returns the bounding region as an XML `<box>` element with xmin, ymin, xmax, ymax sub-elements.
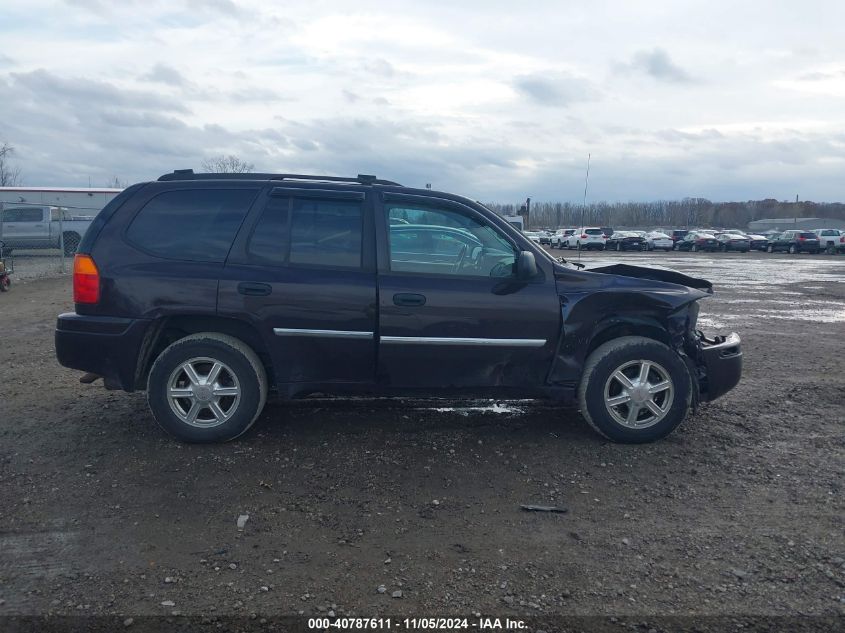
<box><xmin>218</xmin><ymin>187</ymin><xmax>377</xmax><ymax>387</ymax></box>
<box><xmin>375</xmin><ymin>193</ymin><xmax>560</xmax><ymax>390</ymax></box>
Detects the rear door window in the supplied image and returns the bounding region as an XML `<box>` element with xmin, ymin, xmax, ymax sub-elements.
<box><xmin>289</xmin><ymin>198</ymin><xmax>362</xmax><ymax>268</ymax></box>
<box><xmin>246</xmin><ymin>196</ymin><xmax>363</xmax><ymax>269</ymax></box>
<box><xmin>126</xmin><ymin>189</ymin><xmax>257</xmax><ymax>262</ymax></box>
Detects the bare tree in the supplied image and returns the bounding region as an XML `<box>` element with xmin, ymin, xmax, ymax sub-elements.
<box><xmin>201</xmin><ymin>154</ymin><xmax>255</xmax><ymax>173</ymax></box>
<box><xmin>0</xmin><ymin>141</ymin><xmax>22</xmax><ymax>186</ymax></box>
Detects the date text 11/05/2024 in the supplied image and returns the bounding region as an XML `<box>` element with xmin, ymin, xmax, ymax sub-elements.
<box><xmin>307</xmin><ymin>617</ymin><xmax>527</xmax><ymax>630</ymax></box>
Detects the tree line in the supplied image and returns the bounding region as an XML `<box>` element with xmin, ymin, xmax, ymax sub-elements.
<box><xmin>486</xmin><ymin>198</ymin><xmax>845</xmax><ymax>230</ymax></box>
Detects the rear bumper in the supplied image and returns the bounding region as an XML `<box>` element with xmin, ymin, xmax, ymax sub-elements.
<box><xmin>697</xmin><ymin>332</ymin><xmax>742</xmax><ymax>401</ymax></box>
<box><xmin>55</xmin><ymin>312</ymin><xmax>151</xmax><ymax>391</ymax></box>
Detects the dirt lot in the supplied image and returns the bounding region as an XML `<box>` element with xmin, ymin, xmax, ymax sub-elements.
<box><xmin>1</xmin><ymin>251</ymin><xmax>843</xmax><ymax>626</ymax></box>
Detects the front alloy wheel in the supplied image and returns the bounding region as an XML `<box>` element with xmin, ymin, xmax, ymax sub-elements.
<box><xmin>603</xmin><ymin>360</ymin><xmax>674</xmax><ymax>429</ymax></box>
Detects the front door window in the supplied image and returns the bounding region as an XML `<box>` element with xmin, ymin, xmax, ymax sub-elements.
<box><xmin>386</xmin><ymin>205</ymin><xmax>516</xmax><ymax>278</ymax></box>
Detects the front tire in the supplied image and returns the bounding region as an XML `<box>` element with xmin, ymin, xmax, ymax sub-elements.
<box><xmin>147</xmin><ymin>333</ymin><xmax>268</xmax><ymax>443</ymax></box>
<box><xmin>577</xmin><ymin>336</ymin><xmax>692</xmax><ymax>443</ymax></box>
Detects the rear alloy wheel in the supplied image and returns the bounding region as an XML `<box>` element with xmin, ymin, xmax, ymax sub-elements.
<box><xmin>767</xmin><ymin>244</ymin><xmax>774</xmax><ymax>253</ymax></box>
<box><xmin>616</xmin><ymin>242</ymin><xmax>621</xmax><ymax>251</ymax></box>
<box><xmin>789</xmin><ymin>245</ymin><xmax>797</xmax><ymax>254</ymax></box>
<box><xmin>691</xmin><ymin>244</ymin><xmax>698</xmax><ymax>252</ymax></box>
<box><xmin>577</xmin><ymin>336</ymin><xmax>692</xmax><ymax>443</ymax></box>
<box><xmin>147</xmin><ymin>333</ymin><xmax>268</xmax><ymax>442</ymax></box>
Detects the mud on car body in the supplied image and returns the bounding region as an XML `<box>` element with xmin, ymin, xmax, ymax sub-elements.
<box><xmin>55</xmin><ymin>171</ymin><xmax>742</xmax><ymax>444</ymax></box>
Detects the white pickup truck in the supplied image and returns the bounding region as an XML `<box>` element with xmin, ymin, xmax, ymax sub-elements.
<box><xmin>0</xmin><ymin>205</ymin><xmax>94</xmax><ymax>255</ymax></box>
<box><xmin>813</xmin><ymin>228</ymin><xmax>845</xmax><ymax>254</ymax></box>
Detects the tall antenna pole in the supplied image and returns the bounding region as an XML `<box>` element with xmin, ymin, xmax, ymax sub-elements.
<box><xmin>579</xmin><ymin>153</ymin><xmax>591</xmax><ymax>262</ymax></box>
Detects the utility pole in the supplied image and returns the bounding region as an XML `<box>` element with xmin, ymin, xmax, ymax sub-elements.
<box><xmin>525</xmin><ymin>197</ymin><xmax>531</xmax><ymax>230</ymax></box>
<box><xmin>579</xmin><ymin>154</ymin><xmax>591</xmax><ymax>262</ymax></box>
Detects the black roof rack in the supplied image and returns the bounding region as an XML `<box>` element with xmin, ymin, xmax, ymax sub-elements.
<box><xmin>157</xmin><ymin>170</ymin><xmax>402</xmax><ymax>186</ymax></box>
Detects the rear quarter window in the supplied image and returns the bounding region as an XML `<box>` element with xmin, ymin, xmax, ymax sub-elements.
<box><xmin>126</xmin><ymin>189</ymin><xmax>257</xmax><ymax>262</ymax></box>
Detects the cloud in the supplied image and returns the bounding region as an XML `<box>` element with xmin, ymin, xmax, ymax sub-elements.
<box><xmin>2</xmin><ymin>0</ymin><xmax>845</xmax><ymax>202</ymax></box>
<box><xmin>796</xmin><ymin>69</ymin><xmax>845</xmax><ymax>81</ymax></box>
<box><xmin>10</xmin><ymin>69</ymin><xmax>190</xmax><ymax>113</ymax></box>
<box><xmin>512</xmin><ymin>72</ymin><xmax>598</xmax><ymax>106</ymax></box>
<box><xmin>186</xmin><ymin>0</ymin><xmax>241</xmax><ymax>17</ymax></box>
<box><xmin>619</xmin><ymin>48</ymin><xmax>694</xmax><ymax>83</ymax></box>
<box><xmin>361</xmin><ymin>58</ymin><xmax>396</xmax><ymax>77</ymax></box>
<box><xmin>142</xmin><ymin>63</ymin><xmax>188</xmax><ymax>87</ymax></box>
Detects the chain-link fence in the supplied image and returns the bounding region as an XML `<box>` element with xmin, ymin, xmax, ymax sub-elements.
<box><xmin>0</xmin><ymin>202</ymin><xmax>100</xmax><ymax>283</ymax></box>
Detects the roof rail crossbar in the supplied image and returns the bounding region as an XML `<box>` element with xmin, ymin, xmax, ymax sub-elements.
<box><xmin>157</xmin><ymin>170</ymin><xmax>401</xmax><ymax>186</ymax></box>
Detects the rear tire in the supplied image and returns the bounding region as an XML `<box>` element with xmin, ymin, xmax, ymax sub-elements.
<box><xmin>691</xmin><ymin>244</ymin><xmax>698</xmax><ymax>252</ymax></box>
<box><xmin>147</xmin><ymin>333</ymin><xmax>268</xmax><ymax>443</ymax></box>
<box><xmin>577</xmin><ymin>336</ymin><xmax>692</xmax><ymax>443</ymax></box>
<box><xmin>789</xmin><ymin>245</ymin><xmax>797</xmax><ymax>254</ymax></box>
<box><xmin>767</xmin><ymin>244</ymin><xmax>774</xmax><ymax>253</ymax></box>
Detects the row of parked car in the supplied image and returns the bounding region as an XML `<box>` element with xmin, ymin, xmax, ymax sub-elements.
<box><xmin>522</xmin><ymin>227</ymin><xmax>845</xmax><ymax>254</ymax></box>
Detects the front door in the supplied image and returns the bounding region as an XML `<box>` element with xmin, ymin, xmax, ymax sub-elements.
<box><xmin>376</xmin><ymin>194</ymin><xmax>560</xmax><ymax>390</ymax></box>
<box><xmin>218</xmin><ymin>188</ymin><xmax>377</xmax><ymax>387</ymax></box>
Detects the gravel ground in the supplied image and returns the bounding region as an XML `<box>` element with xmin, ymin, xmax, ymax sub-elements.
<box><xmin>2</xmin><ymin>250</ymin><xmax>71</xmax><ymax>282</ymax></box>
<box><xmin>0</xmin><ymin>250</ymin><xmax>843</xmax><ymax>627</ymax></box>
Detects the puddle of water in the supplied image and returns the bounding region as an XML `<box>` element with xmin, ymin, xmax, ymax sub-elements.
<box><xmin>697</xmin><ymin>316</ymin><xmax>727</xmax><ymax>329</ymax></box>
<box><xmin>429</xmin><ymin>403</ymin><xmax>525</xmax><ymax>416</ymax></box>
<box><xmin>706</xmin><ymin>308</ymin><xmax>845</xmax><ymax>323</ymax></box>
<box><xmin>718</xmin><ymin>298</ymin><xmax>841</xmax><ymax>306</ymax></box>
<box><xmin>580</xmin><ymin>256</ymin><xmax>845</xmax><ymax>289</ymax></box>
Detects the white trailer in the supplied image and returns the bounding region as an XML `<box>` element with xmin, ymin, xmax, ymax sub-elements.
<box><xmin>0</xmin><ymin>187</ymin><xmax>122</xmax><ymax>216</ymax></box>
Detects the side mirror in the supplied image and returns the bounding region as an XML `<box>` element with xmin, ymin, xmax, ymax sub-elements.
<box><xmin>516</xmin><ymin>250</ymin><xmax>537</xmax><ymax>280</ymax></box>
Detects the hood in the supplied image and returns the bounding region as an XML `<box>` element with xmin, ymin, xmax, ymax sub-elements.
<box><xmin>583</xmin><ymin>263</ymin><xmax>713</xmax><ymax>294</ymax></box>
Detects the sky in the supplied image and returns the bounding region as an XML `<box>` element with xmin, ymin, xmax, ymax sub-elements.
<box><xmin>0</xmin><ymin>0</ymin><xmax>844</xmax><ymax>202</ymax></box>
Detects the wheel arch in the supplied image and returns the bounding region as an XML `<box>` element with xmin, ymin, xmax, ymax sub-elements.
<box><xmin>586</xmin><ymin>317</ymin><xmax>672</xmax><ymax>357</ymax></box>
<box><xmin>134</xmin><ymin>315</ymin><xmax>273</xmax><ymax>390</ymax></box>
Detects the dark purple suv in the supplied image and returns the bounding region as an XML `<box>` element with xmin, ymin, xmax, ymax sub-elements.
<box><xmin>55</xmin><ymin>171</ymin><xmax>742</xmax><ymax>444</ymax></box>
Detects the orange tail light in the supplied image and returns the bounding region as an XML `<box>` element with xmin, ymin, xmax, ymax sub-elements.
<box><xmin>73</xmin><ymin>254</ymin><xmax>100</xmax><ymax>304</ymax></box>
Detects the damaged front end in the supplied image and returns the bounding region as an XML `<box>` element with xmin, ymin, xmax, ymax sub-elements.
<box><xmin>560</xmin><ymin>261</ymin><xmax>742</xmax><ymax>404</ymax></box>
<box><xmin>593</xmin><ymin>263</ymin><xmax>742</xmax><ymax>403</ymax></box>
<box><xmin>693</xmin><ymin>331</ymin><xmax>742</xmax><ymax>401</ymax></box>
